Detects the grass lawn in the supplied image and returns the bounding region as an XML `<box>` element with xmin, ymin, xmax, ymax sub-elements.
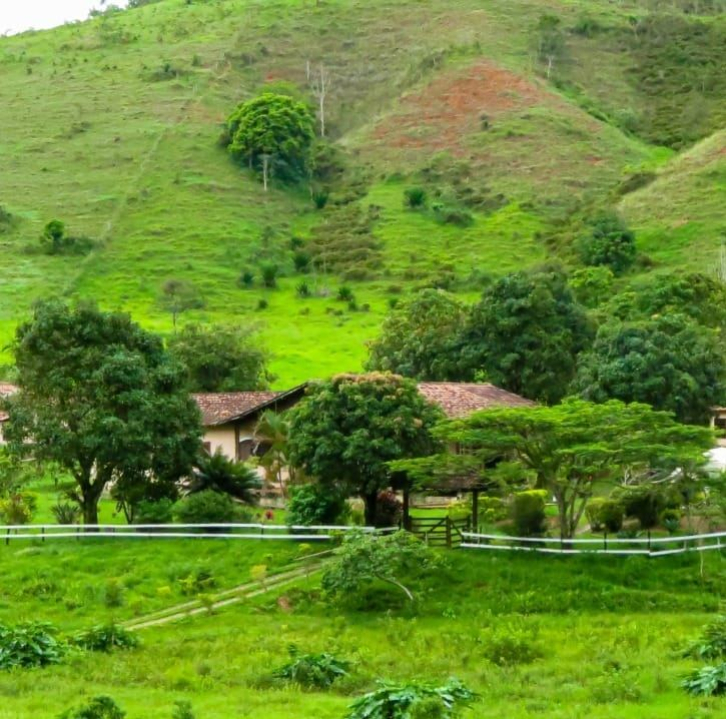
<box><xmin>1</xmin><ymin>538</ymin><xmax>726</xmax><ymax>717</ymax></box>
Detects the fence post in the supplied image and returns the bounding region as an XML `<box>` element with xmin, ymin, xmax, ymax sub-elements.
<box><xmin>445</xmin><ymin>517</ymin><xmax>452</xmax><ymax>549</ymax></box>
<box><xmin>647</xmin><ymin>530</ymin><xmax>651</xmax><ymax>551</ymax></box>
<box><xmin>41</xmin><ymin>526</ymin><xmax>45</xmax><ymax>543</ymax></box>
<box><xmin>603</xmin><ymin>532</ymin><xmax>607</xmax><ymax>552</ymax></box>
<box><xmin>5</xmin><ymin>528</ymin><xmax>9</xmax><ymax>546</ymax></box>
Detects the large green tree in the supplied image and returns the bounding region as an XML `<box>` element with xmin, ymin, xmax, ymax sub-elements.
<box><xmin>396</xmin><ymin>399</ymin><xmax>713</xmax><ymax>539</ymax></box>
<box><xmin>287</xmin><ymin>373</ymin><xmax>442</xmax><ymax>525</ymax></box>
<box><xmin>4</xmin><ymin>300</ymin><xmax>202</xmax><ymax>524</ymax></box>
<box><xmin>365</xmin><ymin>289</ymin><xmax>468</xmax><ymax>381</ymax></box>
<box><xmin>461</xmin><ymin>269</ymin><xmax>593</xmax><ymax>404</ymax></box>
<box><xmin>574</xmin><ymin>314</ymin><xmax>726</xmax><ymax>424</ymax></box>
<box><xmin>168</xmin><ymin>323</ymin><xmax>271</xmax><ymax>392</ymax></box>
<box><xmin>226</xmin><ymin>92</ymin><xmax>315</xmax><ymax>189</ymax></box>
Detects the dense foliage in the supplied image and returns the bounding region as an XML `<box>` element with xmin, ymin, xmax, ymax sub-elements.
<box><xmin>347</xmin><ymin>678</ymin><xmax>478</xmax><ymax>719</ymax></box>
<box><xmin>58</xmin><ymin>696</ymin><xmax>126</xmax><ymax>719</ymax></box>
<box><xmin>4</xmin><ymin>301</ymin><xmax>202</xmax><ymax>524</ymax></box>
<box><xmin>322</xmin><ymin>530</ymin><xmax>437</xmax><ymax>602</ymax></box>
<box><xmin>366</xmin><ymin>290</ymin><xmax>468</xmax><ymax>381</ymax></box>
<box><xmin>286</xmin><ymin>483</ymin><xmax>349</xmax><ymax>526</ymax></box>
<box><xmin>577</xmin><ymin>213</ymin><xmax>636</xmax><ymax>276</ymax></box>
<box><xmin>288</xmin><ymin>373</ymin><xmax>442</xmax><ymax>524</ymax></box>
<box><xmin>226</xmin><ymin>93</ymin><xmax>315</xmax><ymax>185</ymax></box>
<box><xmin>189</xmin><ymin>449</ymin><xmax>261</xmax><ymax>503</ymax></box>
<box><xmin>168</xmin><ymin>323</ymin><xmax>270</xmax><ymax>392</ymax></box>
<box><xmin>173</xmin><ymin>490</ymin><xmax>251</xmax><ymax>525</ymax></box>
<box><xmin>0</xmin><ymin>621</ymin><xmax>65</xmax><ymax>669</ymax></box>
<box><xmin>575</xmin><ymin>314</ymin><xmax>726</xmax><ymax>424</ymax></box>
<box><xmin>461</xmin><ymin>269</ymin><xmax>593</xmax><ymax>403</ymax></box>
<box><xmin>73</xmin><ymin>623</ymin><xmax>139</xmax><ymax>653</ymax></box>
<box><xmin>273</xmin><ymin>645</ymin><xmax>350</xmax><ymax>688</ymax></box>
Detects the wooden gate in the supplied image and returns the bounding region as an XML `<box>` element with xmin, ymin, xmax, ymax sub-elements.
<box><xmin>409</xmin><ymin>515</ymin><xmax>471</xmax><ymax>548</ymax></box>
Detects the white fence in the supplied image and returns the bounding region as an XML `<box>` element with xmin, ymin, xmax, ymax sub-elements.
<box><xmin>460</xmin><ymin>530</ymin><xmax>726</xmax><ymax>557</ymax></box>
<box><xmin>0</xmin><ymin>523</ymin><xmax>394</xmax><ymax>543</ymax></box>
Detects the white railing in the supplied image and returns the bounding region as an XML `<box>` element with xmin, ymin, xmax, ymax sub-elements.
<box><xmin>460</xmin><ymin>530</ymin><xmax>726</xmax><ymax>556</ymax></box>
<box><xmin>0</xmin><ymin>523</ymin><xmax>397</xmax><ymax>543</ymax></box>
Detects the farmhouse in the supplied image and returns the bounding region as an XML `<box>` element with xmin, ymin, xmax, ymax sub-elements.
<box><xmin>417</xmin><ymin>382</ymin><xmax>535</xmax><ymax>418</ymax></box>
<box><xmin>193</xmin><ymin>385</ymin><xmax>306</xmax><ymax>461</ymax></box>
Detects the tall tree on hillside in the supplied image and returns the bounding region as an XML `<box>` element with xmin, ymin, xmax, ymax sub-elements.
<box><xmin>574</xmin><ymin>314</ymin><xmax>726</xmax><ymax>425</ymax></box>
<box><xmin>168</xmin><ymin>323</ymin><xmax>271</xmax><ymax>392</ymax></box>
<box><xmin>287</xmin><ymin>373</ymin><xmax>443</xmax><ymax>525</ymax></box>
<box><xmin>395</xmin><ymin>399</ymin><xmax>713</xmax><ymax>539</ymax></box>
<box><xmin>460</xmin><ymin>268</ymin><xmax>593</xmax><ymax>404</ymax></box>
<box><xmin>4</xmin><ymin>300</ymin><xmax>202</xmax><ymax>524</ymax></box>
<box><xmin>226</xmin><ymin>93</ymin><xmax>315</xmax><ymax>190</ymax></box>
<box><xmin>365</xmin><ymin>289</ymin><xmax>469</xmax><ymax>381</ymax></box>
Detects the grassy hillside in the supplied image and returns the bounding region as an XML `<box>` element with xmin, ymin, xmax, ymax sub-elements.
<box><xmin>2</xmin><ymin>538</ymin><xmax>726</xmax><ymax>717</ymax></box>
<box><xmin>0</xmin><ymin>0</ymin><xmax>723</xmax><ymax>384</ymax></box>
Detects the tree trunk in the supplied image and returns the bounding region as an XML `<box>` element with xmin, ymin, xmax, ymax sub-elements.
<box><xmin>363</xmin><ymin>492</ymin><xmax>378</xmax><ymax>527</ymax></box>
<box><xmin>82</xmin><ymin>497</ymin><xmax>100</xmax><ymax>526</ymax></box>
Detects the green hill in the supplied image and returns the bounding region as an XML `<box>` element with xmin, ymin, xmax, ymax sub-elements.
<box><xmin>0</xmin><ymin>0</ymin><xmax>723</xmax><ymax>384</ymax></box>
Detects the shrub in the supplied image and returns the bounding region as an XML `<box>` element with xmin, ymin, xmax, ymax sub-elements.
<box><xmin>174</xmin><ymin>490</ymin><xmax>249</xmax><ymax>525</ymax></box>
<box><xmin>586</xmin><ymin>497</ymin><xmax>624</xmax><ymax>533</ymax></box>
<box><xmin>661</xmin><ymin>508</ymin><xmax>681</xmax><ymax>535</ymax></box>
<box><xmin>0</xmin><ymin>491</ymin><xmax>38</xmax><ymax>525</ymax></box>
<box><xmin>375</xmin><ymin>490</ymin><xmax>402</xmax><ymax>528</ymax></box>
<box><xmin>0</xmin><ymin>621</ymin><xmax>65</xmax><ymax>669</ymax></box>
<box><xmin>39</xmin><ymin>220</ymin><xmax>95</xmax><ymax>256</ymax></box>
<box><xmin>684</xmin><ymin>615</ymin><xmax>726</xmax><ymax>660</ymax></box>
<box><xmin>296</xmin><ymin>281</ymin><xmax>311</xmax><ymax>298</ymax></box>
<box><xmin>481</xmin><ymin>619</ymin><xmax>543</xmax><ymax>666</ymax></box>
<box><xmin>260</xmin><ymin>262</ymin><xmax>279</xmax><ymax>288</ymax></box>
<box><xmin>337</xmin><ymin>285</ymin><xmax>355</xmax><ymax>302</ymax></box>
<box><xmin>683</xmin><ymin>663</ymin><xmax>726</xmax><ymax>696</ymax></box>
<box><xmin>478</xmin><ymin>497</ymin><xmax>508</xmax><ymax>525</ymax></box>
<box><xmin>432</xmin><ymin>203</ymin><xmax>473</xmax><ymax>227</ymax></box>
<box><xmin>239</xmin><ymin>270</ymin><xmax>255</xmax><ymax>287</ymax></box>
<box><xmin>58</xmin><ymin>696</ymin><xmax>125</xmax><ymax>719</ymax></box>
<box><xmin>172</xmin><ymin>701</ymin><xmax>195</xmax><ymax>719</ymax></box>
<box><xmin>617</xmin><ymin>486</ymin><xmax>666</xmax><ymax>530</ymax></box>
<box><xmin>293</xmin><ymin>251</ymin><xmax>311</xmax><ymax>273</ymax></box>
<box><xmin>135</xmin><ymin>498</ymin><xmax>174</xmax><ymax>524</ymax></box>
<box><xmin>347</xmin><ymin>678</ymin><xmax>478</xmax><ymax>719</ymax></box>
<box><xmin>511</xmin><ymin>490</ymin><xmax>547</xmax><ymax>537</ymax></box>
<box><xmin>568</xmin><ymin>266</ymin><xmax>614</xmax><ymax>308</ymax></box>
<box><xmin>51</xmin><ymin>499</ymin><xmax>81</xmax><ymax>525</ymax></box>
<box><xmin>287</xmin><ymin>484</ymin><xmax>349</xmax><ymax>526</ymax></box>
<box><xmin>256</xmin><ymin>299</ymin><xmax>269</xmax><ymax>311</ymax></box>
<box><xmin>104</xmin><ymin>579</ymin><xmax>124</xmax><ymax>609</ymax></box>
<box><xmin>590</xmin><ymin>668</ymin><xmax>642</xmax><ymax>704</ymax></box>
<box><xmin>312</xmin><ymin>190</ymin><xmax>329</xmax><ymax>209</ymax></box>
<box><xmin>273</xmin><ymin>644</ymin><xmax>350</xmax><ymax>688</ymax></box>
<box><xmin>404</xmin><ymin>187</ymin><xmax>427</xmax><ymax>209</ymax></box>
<box><xmin>578</xmin><ymin>213</ymin><xmax>636</xmax><ymax>276</ymax></box>
<box><xmin>73</xmin><ymin>623</ymin><xmax>139</xmax><ymax>653</ymax></box>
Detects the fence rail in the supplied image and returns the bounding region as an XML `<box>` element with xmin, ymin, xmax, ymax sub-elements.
<box><xmin>0</xmin><ymin>523</ymin><xmax>395</xmax><ymax>544</ymax></box>
<box><xmin>460</xmin><ymin>530</ymin><xmax>726</xmax><ymax>556</ymax></box>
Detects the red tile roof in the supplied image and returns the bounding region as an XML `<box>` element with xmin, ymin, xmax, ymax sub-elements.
<box><xmin>193</xmin><ymin>392</ymin><xmax>282</xmax><ymax>426</ymax></box>
<box><xmin>418</xmin><ymin>382</ymin><xmax>535</xmax><ymax>418</ymax></box>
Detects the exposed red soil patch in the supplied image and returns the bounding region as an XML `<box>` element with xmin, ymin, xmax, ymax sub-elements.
<box><xmin>372</xmin><ymin>60</ymin><xmax>555</xmax><ymax>155</ymax></box>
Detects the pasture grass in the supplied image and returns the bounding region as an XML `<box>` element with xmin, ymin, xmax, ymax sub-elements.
<box><xmin>0</xmin><ymin>0</ymin><xmax>721</xmax><ymax>384</ymax></box>
<box><xmin>1</xmin><ymin>538</ymin><xmax>726</xmax><ymax>716</ymax></box>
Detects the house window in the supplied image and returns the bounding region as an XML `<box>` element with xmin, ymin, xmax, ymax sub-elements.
<box><xmin>238</xmin><ymin>438</ymin><xmax>254</xmax><ymax>461</ymax></box>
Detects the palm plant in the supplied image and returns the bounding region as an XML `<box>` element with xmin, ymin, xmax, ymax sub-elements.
<box><xmin>255</xmin><ymin>410</ymin><xmax>297</xmax><ymax>497</ymax></box>
<box><xmin>190</xmin><ymin>449</ymin><xmax>261</xmax><ymax>504</ymax></box>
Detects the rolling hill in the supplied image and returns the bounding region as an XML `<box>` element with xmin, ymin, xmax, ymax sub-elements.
<box><xmin>0</xmin><ymin>0</ymin><xmax>724</xmax><ymax>384</ymax></box>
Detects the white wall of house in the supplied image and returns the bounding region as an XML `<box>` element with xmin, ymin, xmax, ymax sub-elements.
<box><xmin>203</xmin><ymin>425</ymin><xmax>238</xmax><ymax>460</ymax></box>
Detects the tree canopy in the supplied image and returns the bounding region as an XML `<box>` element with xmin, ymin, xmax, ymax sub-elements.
<box><xmin>168</xmin><ymin>323</ymin><xmax>271</xmax><ymax>392</ymax></box>
<box><xmin>395</xmin><ymin>399</ymin><xmax>713</xmax><ymax>539</ymax></box>
<box><xmin>577</xmin><ymin>212</ymin><xmax>636</xmax><ymax>276</ymax></box>
<box><xmin>365</xmin><ymin>289</ymin><xmax>468</xmax><ymax>381</ymax></box>
<box><xmin>461</xmin><ymin>268</ymin><xmax>593</xmax><ymax>404</ymax></box>
<box><xmin>226</xmin><ymin>93</ymin><xmax>315</xmax><ymax>186</ymax></box>
<box><xmin>574</xmin><ymin>314</ymin><xmax>726</xmax><ymax>424</ymax></box>
<box><xmin>4</xmin><ymin>300</ymin><xmax>202</xmax><ymax>524</ymax></box>
<box><xmin>287</xmin><ymin>373</ymin><xmax>442</xmax><ymax>525</ymax></box>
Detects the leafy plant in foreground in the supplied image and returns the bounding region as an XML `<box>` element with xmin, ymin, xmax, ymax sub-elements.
<box><xmin>73</xmin><ymin>623</ymin><xmax>139</xmax><ymax>653</ymax></box>
<box><xmin>58</xmin><ymin>696</ymin><xmax>125</xmax><ymax>719</ymax></box>
<box><xmin>0</xmin><ymin>621</ymin><xmax>65</xmax><ymax>669</ymax></box>
<box><xmin>347</xmin><ymin>678</ymin><xmax>478</xmax><ymax>719</ymax></box>
<box><xmin>682</xmin><ymin>663</ymin><xmax>726</xmax><ymax>696</ymax></box>
<box><xmin>273</xmin><ymin>644</ymin><xmax>350</xmax><ymax>688</ymax></box>
<box><xmin>683</xmin><ymin>615</ymin><xmax>726</xmax><ymax>660</ymax></box>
